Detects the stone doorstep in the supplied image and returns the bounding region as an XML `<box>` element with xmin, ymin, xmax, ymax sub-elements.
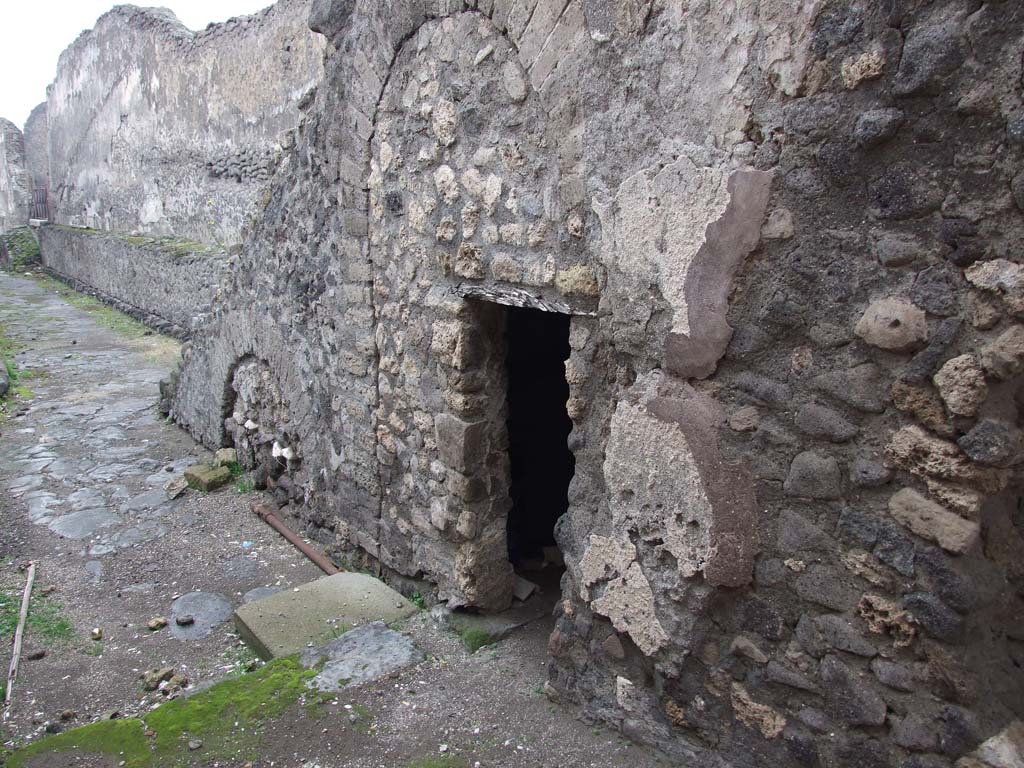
<box><xmin>233</xmin><ymin>572</ymin><xmax>418</xmax><ymax>660</ymax></box>
<box><xmin>447</xmin><ymin>578</ymin><xmax>562</xmax><ymax>646</ymax></box>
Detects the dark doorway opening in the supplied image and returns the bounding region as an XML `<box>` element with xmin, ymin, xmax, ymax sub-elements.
<box><xmin>504</xmin><ymin>306</ymin><xmax>574</xmax><ymax>571</ymax></box>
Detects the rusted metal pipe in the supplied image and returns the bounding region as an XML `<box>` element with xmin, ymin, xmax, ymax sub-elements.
<box><xmin>252</xmin><ymin>502</ymin><xmax>339</xmax><ymax>575</ymax></box>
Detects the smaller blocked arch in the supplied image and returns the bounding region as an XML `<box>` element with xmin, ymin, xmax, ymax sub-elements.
<box><xmin>224</xmin><ymin>356</ymin><xmax>307</xmax><ymax>506</ymax></box>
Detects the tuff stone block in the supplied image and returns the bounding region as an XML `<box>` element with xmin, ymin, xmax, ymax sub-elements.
<box><xmin>854</xmin><ymin>298</ymin><xmax>928</xmax><ymax>352</ymax></box>
<box><xmin>888</xmin><ymin>488</ymin><xmax>980</xmax><ymax>555</ymax></box>
<box><xmin>434</xmin><ymin>414</ymin><xmax>487</xmax><ymax>474</ymax></box>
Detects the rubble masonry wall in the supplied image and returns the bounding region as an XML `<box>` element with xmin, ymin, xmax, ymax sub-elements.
<box><xmin>165</xmin><ymin>0</ymin><xmax>1024</xmax><ymax>765</ymax></box>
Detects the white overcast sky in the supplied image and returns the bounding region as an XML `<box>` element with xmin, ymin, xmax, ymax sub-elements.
<box><xmin>0</xmin><ymin>1</ymin><xmax>274</xmax><ymax>128</ymax></box>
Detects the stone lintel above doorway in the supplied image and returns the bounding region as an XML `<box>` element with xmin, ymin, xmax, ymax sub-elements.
<box><xmin>454</xmin><ymin>284</ymin><xmax>598</xmax><ymax>317</ymax></box>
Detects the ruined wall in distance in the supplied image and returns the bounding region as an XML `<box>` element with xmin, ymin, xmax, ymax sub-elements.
<box><xmin>45</xmin><ymin>0</ymin><xmax>325</xmax><ymax>245</ymax></box>
<box><xmin>0</xmin><ymin>119</ymin><xmax>30</xmax><ymax>233</ymax></box>
<box><xmin>23</xmin><ymin>103</ymin><xmax>49</xmax><ymax>212</ymax></box>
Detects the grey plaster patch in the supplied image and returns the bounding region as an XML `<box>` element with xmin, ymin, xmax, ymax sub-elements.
<box><xmin>300</xmin><ymin>621</ymin><xmax>424</xmax><ymax>691</ymax></box>
<box><xmin>170</xmin><ymin>592</ymin><xmax>234</xmax><ymax>640</ymax></box>
<box><xmin>48</xmin><ymin>509</ymin><xmax>121</xmax><ymax>539</ymax></box>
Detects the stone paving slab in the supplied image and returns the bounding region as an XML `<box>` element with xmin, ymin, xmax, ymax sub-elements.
<box><xmin>233</xmin><ymin>571</ymin><xmax>418</xmax><ymax>659</ymax></box>
<box><xmin>300</xmin><ymin>620</ymin><xmax>424</xmax><ymax>691</ymax></box>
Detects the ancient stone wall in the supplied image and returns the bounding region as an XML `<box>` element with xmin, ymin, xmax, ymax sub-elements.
<box><xmin>23</xmin><ymin>103</ymin><xmax>49</xmax><ymax>212</ymax></box>
<box><xmin>170</xmin><ymin>0</ymin><xmax>1024</xmax><ymax>764</ymax></box>
<box><xmin>44</xmin><ymin>0</ymin><xmax>325</xmax><ymax>245</ymax></box>
<box><xmin>38</xmin><ymin>226</ymin><xmax>229</xmax><ymax>338</ymax></box>
<box><xmin>0</xmin><ymin>119</ymin><xmax>30</xmax><ymax>233</ymax></box>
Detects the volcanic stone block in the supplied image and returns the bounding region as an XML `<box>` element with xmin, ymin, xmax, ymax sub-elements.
<box><xmin>435</xmin><ymin>414</ymin><xmax>487</xmax><ymax>473</ymax></box>
<box><xmin>958</xmin><ymin>419</ymin><xmax>1024</xmax><ymax>467</ymax></box>
<box><xmin>981</xmin><ymin>325</ymin><xmax>1024</xmax><ymax>379</ymax></box>
<box><xmin>795</xmin><ymin>565</ymin><xmax>860</xmax><ymax>611</ymax></box>
<box><xmin>854</xmin><ymin>108</ymin><xmax>905</xmax><ymax>148</ymax></box>
<box><xmin>933</xmin><ymin>354</ymin><xmax>988</xmax><ymax>417</ymax></box>
<box><xmin>795</xmin><ymin>402</ymin><xmax>858</xmax><ymax>442</ymax></box>
<box><xmin>812</xmin><ymin>363</ymin><xmax>888</xmax><ymax>413</ymax></box>
<box><xmin>902</xmin><ymin>593</ymin><xmax>962</xmax><ymax>642</ymax></box>
<box><xmin>784</xmin><ymin>451</ymin><xmax>842</xmax><ymax>499</ymax></box>
<box><xmin>233</xmin><ymin>572</ymin><xmax>417</xmax><ymax>660</ymax></box>
<box><xmin>855</xmin><ymin>298</ymin><xmax>928</xmax><ymax>352</ymax></box>
<box><xmin>820</xmin><ymin>655</ymin><xmax>887</xmax><ymax>726</ymax></box>
<box><xmin>871</xmin><ymin>658</ymin><xmax>918</xmax><ymax>692</ymax></box>
<box><xmin>887</xmin><ymin>488</ymin><xmax>979</xmax><ymax>554</ymax></box>
<box><xmin>815</xmin><ymin>615</ymin><xmax>878</xmax><ymax>657</ymax></box>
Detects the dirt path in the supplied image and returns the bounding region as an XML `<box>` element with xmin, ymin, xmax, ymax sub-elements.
<box><xmin>0</xmin><ymin>272</ymin><xmax>668</xmax><ymax>768</ymax></box>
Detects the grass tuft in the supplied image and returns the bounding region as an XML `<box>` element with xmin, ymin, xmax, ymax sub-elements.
<box><xmin>54</xmin><ymin>225</ymin><xmax>223</xmax><ymax>260</ymax></box>
<box><xmin>0</xmin><ymin>589</ymin><xmax>74</xmax><ymax>644</ymax></box>
<box><xmin>458</xmin><ymin>627</ymin><xmax>495</xmax><ymax>654</ymax></box>
<box><xmin>30</xmin><ymin>275</ymin><xmax>151</xmax><ymax>339</ymax></box>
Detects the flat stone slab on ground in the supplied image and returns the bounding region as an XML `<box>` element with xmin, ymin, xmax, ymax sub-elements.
<box><xmin>233</xmin><ymin>572</ymin><xmax>417</xmax><ymax>660</ymax></box>
<box><xmin>242</xmin><ymin>586</ymin><xmax>284</xmax><ymax>603</ymax></box>
<box><xmin>170</xmin><ymin>591</ymin><xmax>234</xmax><ymax>640</ymax></box>
<box><xmin>301</xmin><ymin>620</ymin><xmax>424</xmax><ymax>691</ymax></box>
<box><xmin>48</xmin><ymin>509</ymin><xmax>121</xmax><ymax>539</ymax></box>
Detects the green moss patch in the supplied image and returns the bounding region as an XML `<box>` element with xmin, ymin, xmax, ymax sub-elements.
<box><xmin>6</xmin><ymin>657</ymin><xmax>319</xmax><ymax>767</ymax></box>
<box><xmin>5</xmin><ymin>718</ymin><xmax>152</xmax><ymax>768</ymax></box>
<box><xmin>0</xmin><ymin>326</ymin><xmax>35</xmax><ymax>421</ymax></box>
<box><xmin>54</xmin><ymin>225</ymin><xmax>223</xmax><ymax>259</ymax></box>
<box><xmin>1</xmin><ymin>227</ymin><xmax>41</xmax><ymax>271</ymax></box>
<box><xmin>30</xmin><ymin>275</ymin><xmax>151</xmax><ymax>339</ymax></box>
<box><xmin>458</xmin><ymin>627</ymin><xmax>495</xmax><ymax>654</ymax></box>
